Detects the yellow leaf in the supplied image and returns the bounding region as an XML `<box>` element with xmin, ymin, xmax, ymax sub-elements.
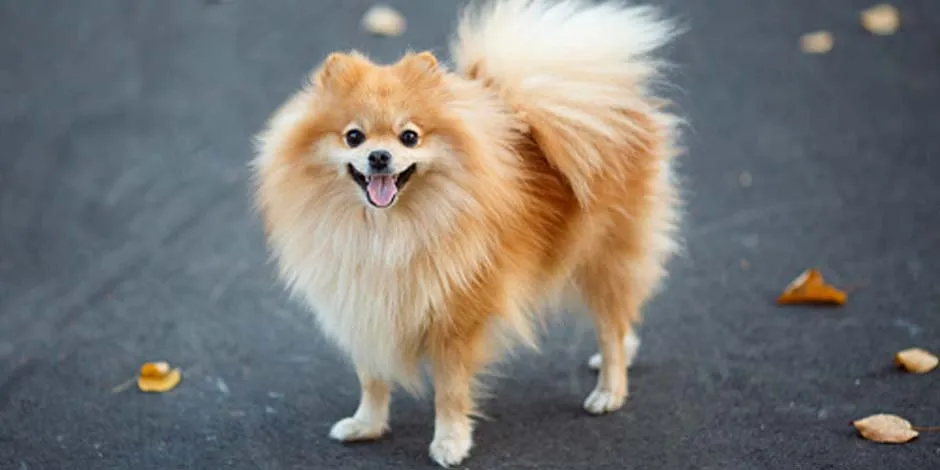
<box><xmin>139</xmin><ymin>361</ymin><xmax>171</xmax><ymax>378</ymax></box>
<box><xmin>853</xmin><ymin>414</ymin><xmax>919</xmax><ymax>444</ymax></box>
<box><xmin>137</xmin><ymin>361</ymin><xmax>182</xmax><ymax>393</ymax></box>
<box><xmin>777</xmin><ymin>269</ymin><xmax>847</xmax><ymax>306</ymax></box>
<box><xmin>800</xmin><ymin>31</ymin><xmax>834</xmax><ymax>54</ymax></box>
<box><xmin>861</xmin><ymin>4</ymin><xmax>900</xmax><ymax>36</ymax></box>
<box><xmin>895</xmin><ymin>348</ymin><xmax>938</xmax><ymax>374</ymax></box>
<box><xmin>362</xmin><ymin>5</ymin><xmax>406</xmax><ymax>37</ymax></box>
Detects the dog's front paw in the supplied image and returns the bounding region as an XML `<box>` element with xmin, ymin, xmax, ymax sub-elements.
<box><xmin>328</xmin><ymin>417</ymin><xmax>388</xmax><ymax>442</ymax></box>
<box><xmin>429</xmin><ymin>434</ymin><xmax>472</xmax><ymax>468</ymax></box>
<box><xmin>583</xmin><ymin>387</ymin><xmax>627</xmax><ymax>415</ymax></box>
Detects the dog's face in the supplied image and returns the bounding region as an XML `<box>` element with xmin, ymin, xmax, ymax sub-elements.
<box><xmin>299</xmin><ymin>51</ymin><xmax>460</xmax><ymax>210</ymax></box>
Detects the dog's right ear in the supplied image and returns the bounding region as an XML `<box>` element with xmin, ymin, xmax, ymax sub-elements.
<box><xmin>311</xmin><ymin>51</ymin><xmax>368</xmax><ymax>90</ymax></box>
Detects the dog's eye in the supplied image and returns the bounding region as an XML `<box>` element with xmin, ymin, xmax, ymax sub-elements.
<box><xmin>344</xmin><ymin>129</ymin><xmax>366</xmax><ymax>148</ymax></box>
<box><xmin>399</xmin><ymin>130</ymin><xmax>419</xmax><ymax>148</ymax></box>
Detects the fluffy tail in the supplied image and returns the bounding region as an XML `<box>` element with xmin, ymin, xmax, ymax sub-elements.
<box><xmin>450</xmin><ymin>0</ymin><xmax>681</xmax><ymax>206</ymax></box>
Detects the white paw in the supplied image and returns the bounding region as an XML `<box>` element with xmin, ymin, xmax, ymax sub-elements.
<box><xmin>328</xmin><ymin>416</ymin><xmax>387</xmax><ymax>442</ymax></box>
<box><xmin>583</xmin><ymin>387</ymin><xmax>626</xmax><ymax>415</ymax></box>
<box><xmin>429</xmin><ymin>434</ymin><xmax>472</xmax><ymax>468</ymax></box>
<box><xmin>588</xmin><ymin>330</ymin><xmax>640</xmax><ymax>370</ymax></box>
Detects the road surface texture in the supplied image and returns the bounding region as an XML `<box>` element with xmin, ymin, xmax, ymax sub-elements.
<box><xmin>2</xmin><ymin>0</ymin><xmax>939</xmax><ymax>469</ymax></box>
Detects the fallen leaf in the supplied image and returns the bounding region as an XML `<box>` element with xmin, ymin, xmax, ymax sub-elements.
<box><xmin>895</xmin><ymin>348</ymin><xmax>938</xmax><ymax>374</ymax></box>
<box><xmin>138</xmin><ymin>361</ymin><xmax>182</xmax><ymax>393</ymax></box>
<box><xmin>362</xmin><ymin>5</ymin><xmax>406</xmax><ymax>37</ymax></box>
<box><xmin>861</xmin><ymin>4</ymin><xmax>900</xmax><ymax>35</ymax></box>
<box><xmin>853</xmin><ymin>414</ymin><xmax>918</xmax><ymax>443</ymax></box>
<box><xmin>140</xmin><ymin>361</ymin><xmax>170</xmax><ymax>378</ymax></box>
<box><xmin>777</xmin><ymin>269</ymin><xmax>847</xmax><ymax>306</ymax></box>
<box><xmin>800</xmin><ymin>31</ymin><xmax>834</xmax><ymax>54</ymax></box>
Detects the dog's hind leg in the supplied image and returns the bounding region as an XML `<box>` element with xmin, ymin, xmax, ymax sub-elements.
<box><xmin>575</xmin><ymin>254</ymin><xmax>659</xmax><ymax>415</ymax></box>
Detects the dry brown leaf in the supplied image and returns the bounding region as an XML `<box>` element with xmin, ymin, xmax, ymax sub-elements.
<box><xmin>777</xmin><ymin>269</ymin><xmax>847</xmax><ymax>306</ymax></box>
<box><xmin>853</xmin><ymin>414</ymin><xmax>919</xmax><ymax>443</ymax></box>
<box><xmin>861</xmin><ymin>4</ymin><xmax>900</xmax><ymax>36</ymax></box>
<box><xmin>800</xmin><ymin>31</ymin><xmax>834</xmax><ymax>54</ymax></box>
<box><xmin>140</xmin><ymin>361</ymin><xmax>170</xmax><ymax>378</ymax></box>
<box><xmin>895</xmin><ymin>348</ymin><xmax>939</xmax><ymax>374</ymax></box>
<box><xmin>362</xmin><ymin>5</ymin><xmax>406</xmax><ymax>37</ymax></box>
<box><xmin>138</xmin><ymin>361</ymin><xmax>182</xmax><ymax>393</ymax></box>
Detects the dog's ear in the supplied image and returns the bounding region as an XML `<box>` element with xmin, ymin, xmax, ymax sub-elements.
<box><xmin>397</xmin><ymin>51</ymin><xmax>442</xmax><ymax>82</ymax></box>
<box><xmin>312</xmin><ymin>51</ymin><xmax>369</xmax><ymax>90</ymax></box>
<box><xmin>401</xmin><ymin>51</ymin><xmax>439</xmax><ymax>72</ymax></box>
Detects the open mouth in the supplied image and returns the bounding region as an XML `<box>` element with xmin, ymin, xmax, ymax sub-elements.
<box><xmin>346</xmin><ymin>163</ymin><xmax>418</xmax><ymax>208</ymax></box>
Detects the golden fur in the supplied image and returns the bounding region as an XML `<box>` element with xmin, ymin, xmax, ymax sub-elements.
<box><xmin>252</xmin><ymin>0</ymin><xmax>682</xmax><ymax>466</ymax></box>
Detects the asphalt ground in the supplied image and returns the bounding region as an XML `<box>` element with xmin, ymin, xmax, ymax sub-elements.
<box><xmin>1</xmin><ymin>1</ymin><xmax>938</xmax><ymax>469</ymax></box>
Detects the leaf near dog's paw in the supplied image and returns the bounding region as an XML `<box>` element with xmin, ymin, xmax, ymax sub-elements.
<box><xmin>362</xmin><ymin>5</ymin><xmax>406</xmax><ymax>37</ymax></box>
<box><xmin>137</xmin><ymin>361</ymin><xmax>182</xmax><ymax>393</ymax></box>
<box><xmin>895</xmin><ymin>348</ymin><xmax>938</xmax><ymax>374</ymax></box>
<box><xmin>853</xmin><ymin>414</ymin><xmax>919</xmax><ymax>444</ymax></box>
<box><xmin>777</xmin><ymin>269</ymin><xmax>847</xmax><ymax>306</ymax></box>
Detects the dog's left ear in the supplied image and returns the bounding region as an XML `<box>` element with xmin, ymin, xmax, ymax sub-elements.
<box><xmin>312</xmin><ymin>51</ymin><xmax>370</xmax><ymax>90</ymax></box>
<box><xmin>397</xmin><ymin>51</ymin><xmax>442</xmax><ymax>81</ymax></box>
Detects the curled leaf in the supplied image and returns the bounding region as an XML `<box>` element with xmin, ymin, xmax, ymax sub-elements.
<box><xmin>777</xmin><ymin>269</ymin><xmax>846</xmax><ymax>306</ymax></box>
<box><xmin>140</xmin><ymin>361</ymin><xmax>171</xmax><ymax>378</ymax></box>
<box><xmin>895</xmin><ymin>348</ymin><xmax>938</xmax><ymax>374</ymax></box>
<box><xmin>138</xmin><ymin>361</ymin><xmax>182</xmax><ymax>393</ymax></box>
<box><xmin>362</xmin><ymin>5</ymin><xmax>406</xmax><ymax>37</ymax></box>
<box><xmin>853</xmin><ymin>414</ymin><xmax>918</xmax><ymax>443</ymax></box>
<box><xmin>861</xmin><ymin>4</ymin><xmax>900</xmax><ymax>36</ymax></box>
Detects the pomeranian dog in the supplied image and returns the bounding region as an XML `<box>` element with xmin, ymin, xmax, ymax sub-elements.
<box><xmin>252</xmin><ymin>0</ymin><xmax>682</xmax><ymax>466</ymax></box>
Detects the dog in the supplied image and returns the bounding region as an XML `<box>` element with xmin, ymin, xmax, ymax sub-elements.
<box><xmin>251</xmin><ymin>0</ymin><xmax>682</xmax><ymax>466</ymax></box>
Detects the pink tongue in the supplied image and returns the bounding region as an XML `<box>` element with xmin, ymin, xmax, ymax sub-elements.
<box><xmin>366</xmin><ymin>175</ymin><xmax>398</xmax><ymax>207</ymax></box>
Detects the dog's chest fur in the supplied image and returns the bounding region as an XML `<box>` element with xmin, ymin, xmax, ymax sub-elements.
<box><xmin>271</xmin><ymin>210</ymin><xmax>486</xmax><ymax>384</ymax></box>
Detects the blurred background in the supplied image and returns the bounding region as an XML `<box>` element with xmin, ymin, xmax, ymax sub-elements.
<box><xmin>1</xmin><ymin>1</ymin><xmax>938</xmax><ymax>468</ymax></box>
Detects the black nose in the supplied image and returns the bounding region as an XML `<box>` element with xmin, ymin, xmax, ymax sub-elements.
<box><xmin>368</xmin><ymin>150</ymin><xmax>392</xmax><ymax>172</ymax></box>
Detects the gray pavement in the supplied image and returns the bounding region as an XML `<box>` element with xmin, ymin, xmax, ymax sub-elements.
<box><xmin>1</xmin><ymin>0</ymin><xmax>939</xmax><ymax>469</ymax></box>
